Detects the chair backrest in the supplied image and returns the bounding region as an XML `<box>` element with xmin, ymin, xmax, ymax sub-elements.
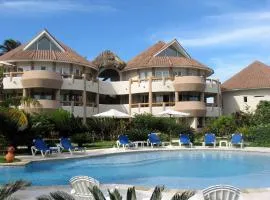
<box><xmin>203</xmin><ymin>185</ymin><xmax>241</xmax><ymax>200</ymax></box>
<box><xmin>33</xmin><ymin>139</ymin><xmax>48</xmax><ymax>151</ymax></box>
<box><xmin>180</xmin><ymin>134</ymin><xmax>190</xmax><ymax>144</ymax></box>
<box><xmin>205</xmin><ymin>133</ymin><xmax>216</xmax><ymax>144</ymax></box>
<box><xmin>119</xmin><ymin>135</ymin><xmax>129</xmax><ymax>144</ymax></box>
<box><xmin>60</xmin><ymin>138</ymin><xmax>73</xmax><ymax>149</ymax></box>
<box><xmin>70</xmin><ymin>176</ymin><xmax>99</xmax><ymax>197</ymax></box>
<box><xmin>148</xmin><ymin>133</ymin><xmax>161</xmax><ymax>143</ymax></box>
<box><xmin>231</xmin><ymin>133</ymin><xmax>243</xmax><ymax>144</ymax></box>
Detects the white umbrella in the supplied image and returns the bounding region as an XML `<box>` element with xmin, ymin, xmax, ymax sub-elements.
<box><xmin>93</xmin><ymin>109</ymin><xmax>131</xmax><ymax>118</ymax></box>
<box><xmin>157</xmin><ymin>109</ymin><xmax>190</xmax><ymax>118</ymax></box>
<box><xmin>0</xmin><ymin>61</ymin><xmax>15</xmax><ymax>66</ymax></box>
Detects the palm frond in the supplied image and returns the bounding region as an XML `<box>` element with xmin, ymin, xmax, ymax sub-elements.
<box><xmin>126</xmin><ymin>187</ymin><xmax>137</xmax><ymax>200</ymax></box>
<box><xmin>89</xmin><ymin>185</ymin><xmax>106</xmax><ymax>200</ymax></box>
<box><xmin>150</xmin><ymin>185</ymin><xmax>164</xmax><ymax>200</ymax></box>
<box><xmin>108</xmin><ymin>188</ymin><xmax>122</xmax><ymax>200</ymax></box>
<box><xmin>0</xmin><ymin>180</ymin><xmax>30</xmax><ymax>200</ymax></box>
<box><xmin>36</xmin><ymin>191</ymin><xmax>75</xmax><ymax>200</ymax></box>
<box><xmin>171</xmin><ymin>191</ymin><xmax>195</xmax><ymax>200</ymax></box>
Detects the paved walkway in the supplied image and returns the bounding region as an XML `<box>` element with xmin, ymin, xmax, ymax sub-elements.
<box><xmin>4</xmin><ymin>146</ymin><xmax>270</xmax><ymax>199</ymax></box>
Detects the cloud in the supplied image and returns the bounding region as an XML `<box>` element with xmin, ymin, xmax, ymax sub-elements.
<box><xmin>0</xmin><ymin>0</ymin><xmax>117</xmax><ymax>14</ymax></box>
<box><xmin>181</xmin><ymin>26</ymin><xmax>270</xmax><ymax>47</ymax></box>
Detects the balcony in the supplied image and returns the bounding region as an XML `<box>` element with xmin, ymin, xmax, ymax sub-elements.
<box><xmin>22</xmin><ymin>99</ymin><xmax>61</xmax><ymax>113</ymax></box>
<box><xmin>174</xmin><ymin>101</ymin><xmax>206</xmax><ymax>117</ymax></box>
<box><xmin>173</xmin><ymin>76</ymin><xmax>205</xmax><ymax>92</ymax></box>
<box><xmin>21</xmin><ymin>70</ymin><xmax>63</xmax><ymax>89</ymax></box>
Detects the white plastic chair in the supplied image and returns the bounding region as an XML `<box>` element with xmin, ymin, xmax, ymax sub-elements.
<box><xmin>202</xmin><ymin>185</ymin><xmax>241</xmax><ymax>200</ymax></box>
<box><xmin>70</xmin><ymin>176</ymin><xmax>100</xmax><ymax>199</ymax></box>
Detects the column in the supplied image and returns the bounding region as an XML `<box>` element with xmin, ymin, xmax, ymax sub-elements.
<box><xmin>201</xmin><ymin>92</ymin><xmax>205</xmax><ymax>102</ymax></box>
<box><xmin>191</xmin><ymin>117</ymin><xmax>198</xmax><ymax>129</ymax></box>
<box><xmin>148</xmin><ymin>76</ymin><xmax>153</xmax><ymax>114</ymax></box>
<box><xmin>55</xmin><ymin>89</ymin><xmax>60</xmax><ymax>101</ymax></box>
<box><xmin>23</xmin><ymin>88</ymin><xmax>27</xmax><ymax>97</ymax></box>
<box><xmin>175</xmin><ymin>91</ymin><xmax>179</xmax><ymax>102</ymax></box>
<box><xmin>82</xmin><ymin>74</ymin><xmax>87</xmax><ymax>124</ymax></box>
<box><xmin>128</xmin><ymin>79</ymin><xmax>132</xmax><ymax>115</ymax></box>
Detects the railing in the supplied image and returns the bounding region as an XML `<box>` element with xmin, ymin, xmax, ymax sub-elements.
<box><xmin>131</xmin><ymin>77</ymin><xmax>174</xmax><ymax>83</ymax></box>
<box><xmin>131</xmin><ymin>102</ymin><xmax>175</xmax><ymax>108</ymax></box>
<box><xmin>3</xmin><ymin>71</ymin><xmax>96</xmax><ymax>82</ymax></box>
<box><xmin>61</xmin><ymin>101</ymin><xmax>96</xmax><ymax>107</ymax></box>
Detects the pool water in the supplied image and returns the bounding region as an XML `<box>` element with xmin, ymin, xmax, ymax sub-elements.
<box><xmin>1</xmin><ymin>151</ymin><xmax>270</xmax><ymax>189</ymax></box>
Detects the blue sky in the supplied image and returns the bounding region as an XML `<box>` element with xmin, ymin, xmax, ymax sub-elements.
<box><xmin>1</xmin><ymin>0</ymin><xmax>270</xmax><ymax>82</ymax></box>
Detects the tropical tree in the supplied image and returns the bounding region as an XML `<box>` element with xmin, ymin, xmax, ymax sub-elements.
<box><xmin>0</xmin><ymin>107</ymin><xmax>29</xmax><ymax>146</ymax></box>
<box><xmin>254</xmin><ymin>101</ymin><xmax>270</xmax><ymax>125</ymax></box>
<box><xmin>0</xmin><ymin>39</ymin><xmax>21</xmax><ymax>56</ymax></box>
<box><xmin>36</xmin><ymin>185</ymin><xmax>195</xmax><ymax>200</ymax></box>
<box><xmin>0</xmin><ymin>180</ymin><xmax>30</xmax><ymax>200</ymax></box>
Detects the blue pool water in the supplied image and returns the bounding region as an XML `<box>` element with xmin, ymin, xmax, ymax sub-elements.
<box><xmin>1</xmin><ymin>151</ymin><xmax>270</xmax><ymax>189</ymax></box>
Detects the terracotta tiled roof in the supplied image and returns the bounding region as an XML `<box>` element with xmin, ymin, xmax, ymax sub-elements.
<box><xmin>125</xmin><ymin>40</ymin><xmax>213</xmax><ymax>75</ymax></box>
<box><xmin>0</xmin><ymin>31</ymin><xmax>96</xmax><ymax>69</ymax></box>
<box><xmin>222</xmin><ymin>61</ymin><xmax>270</xmax><ymax>91</ymax></box>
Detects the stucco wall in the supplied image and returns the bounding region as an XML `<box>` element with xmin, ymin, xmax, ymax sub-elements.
<box><xmin>222</xmin><ymin>88</ymin><xmax>270</xmax><ymax>114</ymax></box>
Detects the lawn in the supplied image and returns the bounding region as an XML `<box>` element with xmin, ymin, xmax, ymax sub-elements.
<box><xmin>0</xmin><ymin>156</ymin><xmax>20</xmax><ymax>163</ymax></box>
<box><xmin>85</xmin><ymin>141</ymin><xmax>116</xmax><ymax>149</ymax></box>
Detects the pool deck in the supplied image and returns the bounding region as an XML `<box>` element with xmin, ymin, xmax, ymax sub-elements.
<box><xmin>4</xmin><ymin>146</ymin><xmax>270</xmax><ymax>199</ymax></box>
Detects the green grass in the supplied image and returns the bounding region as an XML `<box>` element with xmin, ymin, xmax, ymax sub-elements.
<box><xmin>85</xmin><ymin>141</ymin><xmax>116</xmax><ymax>150</ymax></box>
<box><xmin>0</xmin><ymin>156</ymin><xmax>20</xmax><ymax>163</ymax></box>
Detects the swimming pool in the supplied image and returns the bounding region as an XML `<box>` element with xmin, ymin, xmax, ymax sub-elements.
<box><xmin>1</xmin><ymin>150</ymin><xmax>270</xmax><ymax>189</ymax></box>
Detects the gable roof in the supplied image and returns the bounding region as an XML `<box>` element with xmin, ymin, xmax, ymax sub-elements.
<box><xmin>0</xmin><ymin>29</ymin><xmax>96</xmax><ymax>69</ymax></box>
<box><xmin>222</xmin><ymin>61</ymin><xmax>270</xmax><ymax>91</ymax></box>
<box><xmin>125</xmin><ymin>39</ymin><xmax>213</xmax><ymax>76</ymax></box>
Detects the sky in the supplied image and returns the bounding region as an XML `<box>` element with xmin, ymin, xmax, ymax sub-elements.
<box><xmin>1</xmin><ymin>0</ymin><xmax>270</xmax><ymax>82</ymax></box>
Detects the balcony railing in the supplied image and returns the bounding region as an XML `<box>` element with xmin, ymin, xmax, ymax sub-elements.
<box><xmin>131</xmin><ymin>102</ymin><xmax>175</xmax><ymax>108</ymax></box>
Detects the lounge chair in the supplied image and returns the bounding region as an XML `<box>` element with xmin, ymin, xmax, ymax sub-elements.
<box><xmin>202</xmin><ymin>185</ymin><xmax>241</xmax><ymax>200</ymax></box>
<box><xmin>202</xmin><ymin>133</ymin><xmax>216</xmax><ymax>147</ymax></box>
<box><xmin>229</xmin><ymin>133</ymin><xmax>244</xmax><ymax>148</ymax></box>
<box><xmin>31</xmin><ymin>138</ymin><xmax>60</xmax><ymax>157</ymax></box>
<box><xmin>58</xmin><ymin>137</ymin><xmax>86</xmax><ymax>155</ymax></box>
<box><xmin>147</xmin><ymin>133</ymin><xmax>162</xmax><ymax>148</ymax></box>
<box><xmin>70</xmin><ymin>176</ymin><xmax>100</xmax><ymax>199</ymax></box>
<box><xmin>179</xmin><ymin>134</ymin><xmax>193</xmax><ymax>147</ymax></box>
<box><xmin>116</xmin><ymin>135</ymin><xmax>134</xmax><ymax>148</ymax></box>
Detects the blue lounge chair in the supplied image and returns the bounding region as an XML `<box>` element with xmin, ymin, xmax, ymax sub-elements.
<box><xmin>202</xmin><ymin>133</ymin><xmax>216</xmax><ymax>147</ymax></box>
<box><xmin>179</xmin><ymin>134</ymin><xmax>193</xmax><ymax>147</ymax></box>
<box><xmin>148</xmin><ymin>133</ymin><xmax>162</xmax><ymax>148</ymax></box>
<box><xmin>229</xmin><ymin>133</ymin><xmax>244</xmax><ymax>148</ymax></box>
<box><xmin>116</xmin><ymin>135</ymin><xmax>134</xmax><ymax>148</ymax></box>
<box><xmin>31</xmin><ymin>138</ymin><xmax>59</xmax><ymax>157</ymax></box>
<box><xmin>59</xmin><ymin>138</ymin><xmax>86</xmax><ymax>155</ymax></box>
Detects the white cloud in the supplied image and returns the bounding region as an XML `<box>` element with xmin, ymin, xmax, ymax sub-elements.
<box><xmin>181</xmin><ymin>26</ymin><xmax>270</xmax><ymax>47</ymax></box>
<box><xmin>0</xmin><ymin>0</ymin><xmax>117</xmax><ymax>14</ymax></box>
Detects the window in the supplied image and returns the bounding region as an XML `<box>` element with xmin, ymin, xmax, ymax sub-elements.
<box><xmin>41</xmin><ymin>66</ymin><xmax>46</xmax><ymax>70</ymax></box>
<box><xmin>244</xmin><ymin>96</ymin><xmax>247</xmax><ymax>102</ymax></box>
<box><xmin>155</xmin><ymin>70</ymin><xmax>169</xmax><ymax>78</ymax></box>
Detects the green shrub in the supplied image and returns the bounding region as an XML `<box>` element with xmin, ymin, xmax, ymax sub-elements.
<box><xmin>71</xmin><ymin>132</ymin><xmax>92</xmax><ymax>147</ymax></box>
<box><xmin>205</xmin><ymin>115</ymin><xmax>237</xmax><ymax>137</ymax></box>
<box><xmin>254</xmin><ymin>101</ymin><xmax>270</xmax><ymax>125</ymax></box>
<box><xmin>244</xmin><ymin>124</ymin><xmax>270</xmax><ymax>147</ymax></box>
<box><xmin>126</xmin><ymin>128</ymin><xmax>149</xmax><ymax>141</ymax></box>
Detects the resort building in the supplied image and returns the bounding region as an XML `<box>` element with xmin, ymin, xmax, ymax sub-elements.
<box><xmin>222</xmin><ymin>61</ymin><xmax>270</xmax><ymax>115</ymax></box>
<box><xmin>0</xmin><ymin>29</ymin><xmax>221</xmax><ymax>129</ymax></box>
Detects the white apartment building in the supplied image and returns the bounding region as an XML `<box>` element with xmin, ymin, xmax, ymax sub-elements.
<box><xmin>0</xmin><ymin>30</ymin><xmax>221</xmax><ymax>129</ymax></box>
<box><xmin>222</xmin><ymin>61</ymin><xmax>270</xmax><ymax>114</ymax></box>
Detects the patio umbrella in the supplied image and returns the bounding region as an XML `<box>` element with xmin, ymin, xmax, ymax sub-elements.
<box><xmin>93</xmin><ymin>109</ymin><xmax>131</xmax><ymax>118</ymax></box>
<box><xmin>0</xmin><ymin>61</ymin><xmax>15</xmax><ymax>66</ymax></box>
<box><xmin>156</xmin><ymin>109</ymin><xmax>190</xmax><ymax>146</ymax></box>
<box><xmin>157</xmin><ymin>109</ymin><xmax>190</xmax><ymax>118</ymax></box>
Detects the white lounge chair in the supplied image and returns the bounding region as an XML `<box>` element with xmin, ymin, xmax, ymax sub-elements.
<box><xmin>70</xmin><ymin>176</ymin><xmax>100</xmax><ymax>199</ymax></box>
<box><xmin>202</xmin><ymin>185</ymin><xmax>241</xmax><ymax>200</ymax></box>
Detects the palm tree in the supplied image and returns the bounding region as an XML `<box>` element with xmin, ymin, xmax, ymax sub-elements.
<box><xmin>36</xmin><ymin>185</ymin><xmax>195</xmax><ymax>200</ymax></box>
<box><xmin>0</xmin><ymin>39</ymin><xmax>21</xmax><ymax>56</ymax></box>
<box><xmin>0</xmin><ymin>180</ymin><xmax>30</xmax><ymax>200</ymax></box>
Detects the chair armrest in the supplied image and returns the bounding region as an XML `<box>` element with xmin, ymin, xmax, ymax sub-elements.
<box><xmin>70</xmin><ymin>189</ymin><xmax>75</xmax><ymax>195</ymax></box>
